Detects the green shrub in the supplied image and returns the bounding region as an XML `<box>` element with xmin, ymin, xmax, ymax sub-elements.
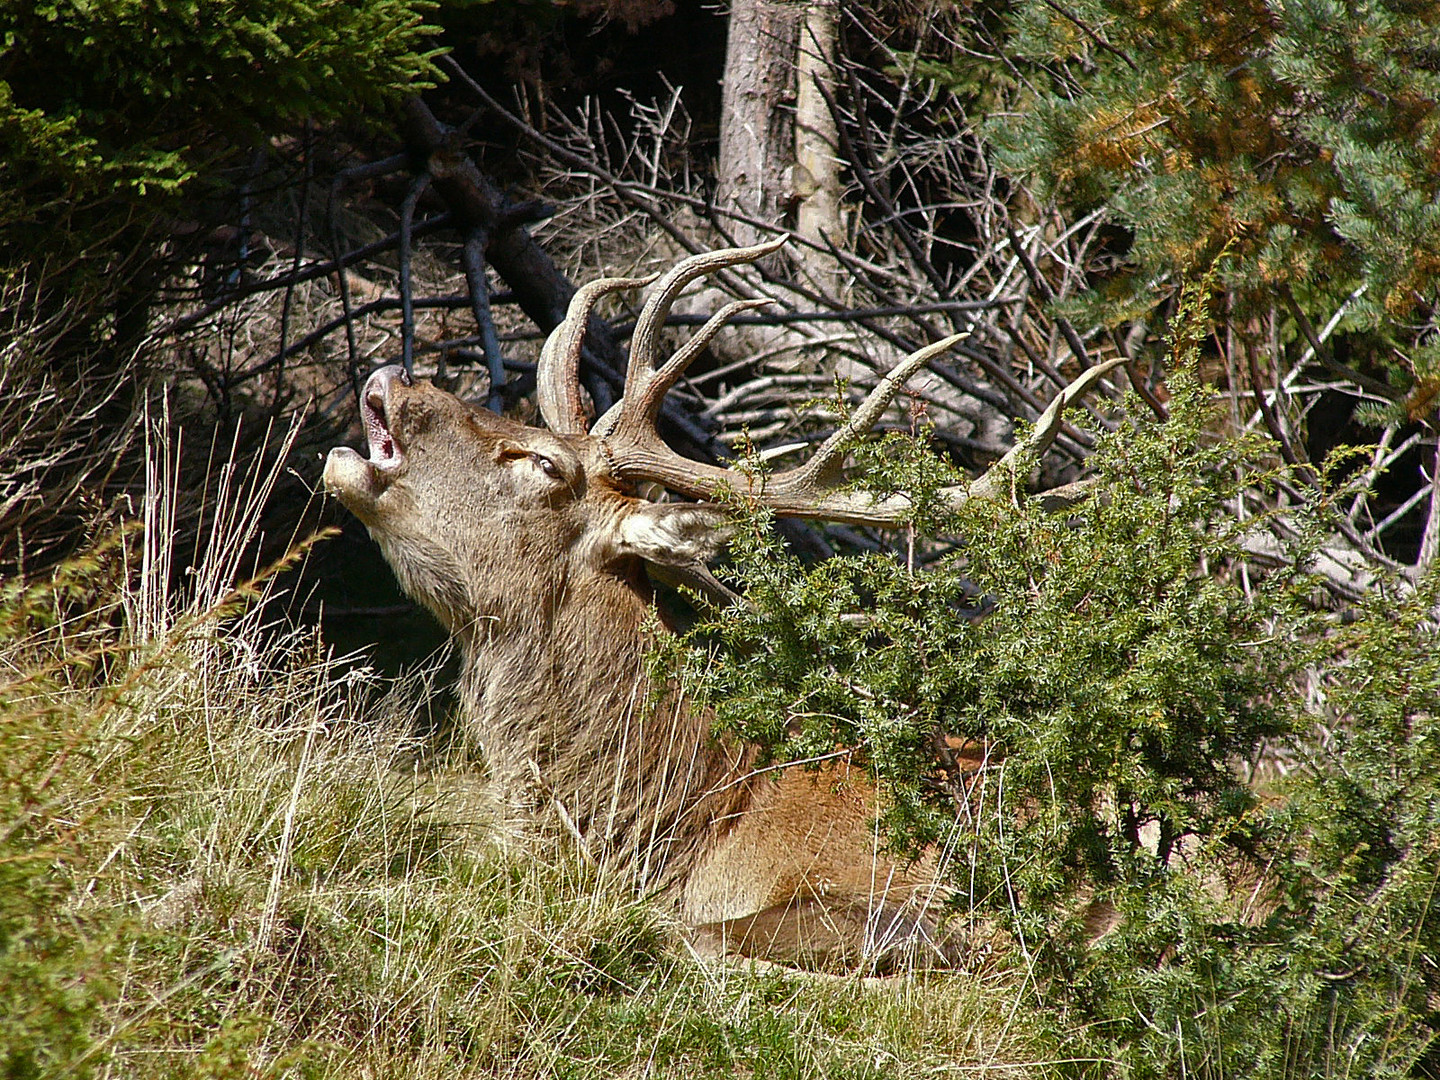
<box><xmin>666</xmin><ymin>282</ymin><xmax>1440</xmax><ymax>1076</ymax></box>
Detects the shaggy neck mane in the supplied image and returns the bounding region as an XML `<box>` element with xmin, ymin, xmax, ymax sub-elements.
<box><xmin>456</xmin><ymin>551</ymin><xmax>755</xmax><ymax>894</ymax></box>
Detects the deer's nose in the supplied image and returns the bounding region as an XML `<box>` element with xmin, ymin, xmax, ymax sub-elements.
<box><xmin>364</xmin><ymin>364</ymin><xmax>408</xmax><ymax>401</ymax></box>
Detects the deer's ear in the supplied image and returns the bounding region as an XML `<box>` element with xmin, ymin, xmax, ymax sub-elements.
<box><xmin>612</xmin><ymin>502</ymin><xmax>731</xmax><ymax>567</ymax></box>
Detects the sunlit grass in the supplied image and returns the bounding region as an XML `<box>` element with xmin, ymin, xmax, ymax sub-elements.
<box><xmin>0</xmin><ymin>411</ymin><xmax>1067</xmax><ymax>1079</ymax></box>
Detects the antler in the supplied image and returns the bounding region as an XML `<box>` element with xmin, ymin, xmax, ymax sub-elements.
<box><xmin>536</xmin><ymin>272</ymin><xmax>658</xmax><ymax>434</ymax></box>
<box><xmin>546</xmin><ymin>241</ymin><xmax>1124</xmax><ymax>526</ymax></box>
<box><xmin>592</xmin><ymin>237</ymin><xmax>788</xmax><ymax>440</ymax></box>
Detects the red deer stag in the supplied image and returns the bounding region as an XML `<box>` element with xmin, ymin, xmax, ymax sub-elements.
<box><xmin>324</xmin><ymin>238</ymin><xmax>1122</xmax><ymax>970</ymax></box>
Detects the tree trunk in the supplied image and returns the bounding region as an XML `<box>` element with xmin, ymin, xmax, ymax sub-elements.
<box><xmin>793</xmin><ymin>0</ymin><xmax>844</xmax><ymax>291</ymax></box>
<box><xmin>717</xmin><ymin>0</ymin><xmax>800</xmax><ymax>247</ymax></box>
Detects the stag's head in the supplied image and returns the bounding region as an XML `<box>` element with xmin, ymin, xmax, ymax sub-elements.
<box><xmin>322</xmin><ymin>359</ymin><xmax>732</xmax><ymax>632</ymax></box>
<box><xmin>324</xmin><ymin>238</ymin><xmax>1118</xmax><ymax>632</ymax></box>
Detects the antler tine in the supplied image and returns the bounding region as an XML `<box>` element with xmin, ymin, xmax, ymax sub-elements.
<box><xmin>795</xmin><ymin>331</ymin><xmax>971</xmax><ymax>488</ymax></box>
<box><xmin>965</xmin><ymin>355</ymin><xmax>1127</xmax><ymax>501</ymax></box>
<box><xmin>596</xmin><ymin>296</ymin><xmax>775</xmax><ymax>440</ymax></box>
<box><xmin>537</xmin><ymin>273</ymin><xmax>656</xmax><ymax>433</ymax></box>
<box><xmin>655</xmin><ymin>298</ymin><xmax>776</xmax><ymax>396</ymax></box>
<box><xmin>603</xmin><ymin>342</ymin><xmax>1123</xmax><ymax>526</ymax></box>
<box><xmin>754</xmin><ymin>353</ymin><xmax>1127</xmax><ymax>523</ymax></box>
<box><xmin>628</xmin><ymin>235</ymin><xmax>788</xmax><ymax>387</ymax></box>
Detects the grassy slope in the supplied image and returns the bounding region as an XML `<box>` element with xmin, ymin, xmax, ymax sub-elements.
<box><xmin>0</xmin><ymin>438</ymin><xmax>1067</xmax><ymax>1079</ymax></box>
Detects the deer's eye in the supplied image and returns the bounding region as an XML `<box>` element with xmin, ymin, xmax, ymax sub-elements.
<box><xmin>533</xmin><ymin>454</ymin><xmax>560</xmax><ymax>479</ymax></box>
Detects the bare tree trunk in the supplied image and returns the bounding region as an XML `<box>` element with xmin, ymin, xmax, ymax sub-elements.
<box><xmin>717</xmin><ymin>0</ymin><xmax>800</xmax><ymax>247</ymax></box>
<box><xmin>793</xmin><ymin>0</ymin><xmax>844</xmax><ymax>291</ymax></box>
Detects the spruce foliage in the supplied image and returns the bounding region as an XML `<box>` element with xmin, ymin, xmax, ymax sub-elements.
<box><xmin>2</xmin><ymin>0</ymin><xmax>440</xmax><ymax>209</ymax></box>
<box><xmin>0</xmin><ymin>0</ymin><xmax>442</xmax><ymax>361</ymax></box>
<box><xmin>971</xmin><ymin>0</ymin><xmax>1440</xmax><ymax>388</ymax></box>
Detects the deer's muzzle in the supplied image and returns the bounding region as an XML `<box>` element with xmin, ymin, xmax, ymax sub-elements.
<box><xmin>323</xmin><ymin>364</ymin><xmax>409</xmax><ymax>513</ymax></box>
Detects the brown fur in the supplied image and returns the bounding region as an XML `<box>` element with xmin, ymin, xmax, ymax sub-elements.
<box><xmin>325</xmin><ymin>368</ymin><xmax>953</xmax><ymax>969</ymax></box>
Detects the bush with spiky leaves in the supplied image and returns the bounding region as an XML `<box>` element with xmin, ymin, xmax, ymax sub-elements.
<box><xmin>663</xmin><ymin>279</ymin><xmax>1440</xmax><ymax>1076</ymax></box>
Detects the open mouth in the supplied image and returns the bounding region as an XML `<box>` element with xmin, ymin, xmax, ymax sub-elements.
<box><xmin>362</xmin><ymin>368</ymin><xmax>404</xmax><ymax>469</ymax></box>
